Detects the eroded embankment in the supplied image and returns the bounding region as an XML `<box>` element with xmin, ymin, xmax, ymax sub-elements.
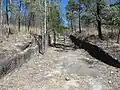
<box><xmin>69</xmin><ymin>35</ymin><xmax>120</xmax><ymax>68</ymax></box>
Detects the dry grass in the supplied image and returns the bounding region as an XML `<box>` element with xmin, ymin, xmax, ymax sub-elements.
<box><xmin>0</xmin><ymin>25</ymin><xmax>42</xmax><ymax>52</ymax></box>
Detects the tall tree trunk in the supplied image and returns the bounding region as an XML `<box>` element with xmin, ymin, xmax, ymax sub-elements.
<box><xmin>74</xmin><ymin>19</ymin><xmax>77</xmax><ymax>32</ymax></box>
<box><xmin>71</xmin><ymin>19</ymin><xmax>73</xmax><ymax>32</ymax></box>
<box><xmin>31</xmin><ymin>12</ymin><xmax>35</xmax><ymax>26</ymax></box>
<box><xmin>28</xmin><ymin>0</ymin><xmax>32</xmax><ymax>32</ymax></box>
<box><xmin>24</xmin><ymin>5</ymin><xmax>27</xmax><ymax>31</ymax></box>
<box><xmin>63</xmin><ymin>35</ymin><xmax>66</xmax><ymax>49</ymax></box>
<box><xmin>6</xmin><ymin>0</ymin><xmax>11</xmax><ymax>37</ymax></box>
<box><xmin>78</xmin><ymin>0</ymin><xmax>81</xmax><ymax>33</ymax></box>
<box><xmin>28</xmin><ymin>12</ymin><xmax>31</xmax><ymax>32</ymax></box>
<box><xmin>0</xmin><ymin>0</ymin><xmax>3</xmax><ymax>42</ymax></box>
<box><xmin>48</xmin><ymin>0</ymin><xmax>51</xmax><ymax>46</ymax></box>
<box><xmin>53</xmin><ymin>29</ymin><xmax>56</xmax><ymax>46</ymax></box>
<box><xmin>27</xmin><ymin>14</ymin><xmax>30</xmax><ymax>32</ymax></box>
<box><xmin>27</xmin><ymin>0</ymin><xmax>35</xmax><ymax>32</ymax></box>
<box><xmin>71</xmin><ymin>8</ymin><xmax>74</xmax><ymax>32</ymax></box>
<box><xmin>44</xmin><ymin>0</ymin><xmax>47</xmax><ymax>53</ymax></box>
<box><xmin>96</xmin><ymin>0</ymin><xmax>103</xmax><ymax>40</ymax></box>
<box><xmin>0</xmin><ymin>1</ymin><xmax>2</xmax><ymax>26</ymax></box>
<box><xmin>117</xmin><ymin>29</ymin><xmax>120</xmax><ymax>43</ymax></box>
<box><xmin>18</xmin><ymin>0</ymin><xmax>21</xmax><ymax>32</ymax></box>
<box><xmin>48</xmin><ymin>32</ymin><xmax>51</xmax><ymax>46</ymax></box>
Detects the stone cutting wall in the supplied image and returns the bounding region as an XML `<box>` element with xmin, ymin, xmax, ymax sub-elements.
<box><xmin>0</xmin><ymin>45</ymin><xmax>38</xmax><ymax>78</ymax></box>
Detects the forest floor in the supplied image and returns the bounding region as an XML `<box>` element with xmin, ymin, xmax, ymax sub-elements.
<box><xmin>0</xmin><ymin>29</ymin><xmax>120</xmax><ymax>90</ymax></box>
<box><xmin>0</xmin><ymin>46</ymin><xmax>113</xmax><ymax>90</ymax></box>
<box><xmin>0</xmin><ymin>31</ymin><xmax>32</xmax><ymax>64</ymax></box>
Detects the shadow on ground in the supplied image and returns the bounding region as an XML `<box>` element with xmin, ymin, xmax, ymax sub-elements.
<box><xmin>50</xmin><ymin>43</ymin><xmax>73</xmax><ymax>48</ymax></box>
<box><xmin>69</xmin><ymin>35</ymin><xmax>120</xmax><ymax>68</ymax></box>
<box><xmin>50</xmin><ymin>43</ymin><xmax>76</xmax><ymax>52</ymax></box>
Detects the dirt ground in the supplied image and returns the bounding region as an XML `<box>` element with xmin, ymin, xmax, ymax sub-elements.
<box><xmin>0</xmin><ymin>40</ymin><xmax>120</xmax><ymax>90</ymax></box>
<box><xmin>0</xmin><ymin>28</ymin><xmax>120</xmax><ymax>90</ymax></box>
<box><xmin>0</xmin><ymin>47</ymin><xmax>112</xmax><ymax>90</ymax></box>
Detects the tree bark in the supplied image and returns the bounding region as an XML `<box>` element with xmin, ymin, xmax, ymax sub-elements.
<box><xmin>31</xmin><ymin>33</ymin><xmax>43</xmax><ymax>54</ymax></box>
<box><xmin>18</xmin><ymin>0</ymin><xmax>21</xmax><ymax>32</ymax></box>
<box><xmin>78</xmin><ymin>0</ymin><xmax>81</xmax><ymax>33</ymax></box>
<box><xmin>71</xmin><ymin>8</ymin><xmax>74</xmax><ymax>32</ymax></box>
<box><xmin>27</xmin><ymin>13</ymin><xmax>31</xmax><ymax>31</ymax></box>
<box><xmin>0</xmin><ymin>0</ymin><xmax>3</xmax><ymax>42</ymax></box>
<box><xmin>96</xmin><ymin>0</ymin><xmax>103</xmax><ymax>40</ymax></box>
<box><xmin>53</xmin><ymin>29</ymin><xmax>56</xmax><ymax>46</ymax></box>
<box><xmin>63</xmin><ymin>35</ymin><xmax>66</xmax><ymax>49</ymax></box>
<box><xmin>6</xmin><ymin>0</ymin><xmax>11</xmax><ymax>37</ymax></box>
<box><xmin>117</xmin><ymin>29</ymin><xmax>120</xmax><ymax>43</ymax></box>
<box><xmin>48</xmin><ymin>32</ymin><xmax>51</xmax><ymax>46</ymax></box>
<box><xmin>44</xmin><ymin>0</ymin><xmax>47</xmax><ymax>53</ymax></box>
<box><xmin>71</xmin><ymin>19</ymin><xmax>73</xmax><ymax>32</ymax></box>
<box><xmin>28</xmin><ymin>12</ymin><xmax>34</xmax><ymax>32</ymax></box>
<box><xmin>0</xmin><ymin>0</ymin><xmax>2</xmax><ymax>26</ymax></box>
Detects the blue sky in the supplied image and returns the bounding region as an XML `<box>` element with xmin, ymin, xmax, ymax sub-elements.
<box><xmin>1</xmin><ymin>0</ymin><xmax>118</xmax><ymax>25</ymax></box>
<box><xmin>108</xmin><ymin>0</ymin><xmax>117</xmax><ymax>3</ymax></box>
<box><xmin>61</xmin><ymin>0</ymin><xmax>69</xmax><ymax>25</ymax></box>
<box><xmin>61</xmin><ymin>0</ymin><xmax>118</xmax><ymax>25</ymax></box>
<box><xmin>61</xmin><ymin>0</ymin><xmax>118</xmax><ymax>14</ymax></box>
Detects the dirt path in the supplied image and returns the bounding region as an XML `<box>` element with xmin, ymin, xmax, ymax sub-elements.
<box><xmin>0</xmin><ymin>45</ymin><xmax>114</xmax><ymax>90</ymax></box>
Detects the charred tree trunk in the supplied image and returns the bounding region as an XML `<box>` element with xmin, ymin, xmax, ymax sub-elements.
<box><xmin>0</xmin><ymin>0</ymin><xmax>3</xmax><ymax>26</ymax></box>
<box><xmin>44</xmin><ymin>0</ymin><xmax>47</xmax><ymax>53</ymax></box>
<box><xmin>27</xmin><ymin>0</ymin><xmax>36</xmax><ymax>32</ymax></box>
<box><xmin>70</xmin><ymin>8</ymin><xmax>74</xmax><ymax>32</ymax></box>
<box><xmin>71</xmin><ymin>19</ymin><xmax>73</xmax><ymax>32</ymax></box>
<box><xmin>18</xmin><ymin>0</ymin><xmax>21</xmax><ymax>32</ymax></box>
<box><xmin>78</xmin><ymin>11</ymin><xmax>81</xmax><ymax>33</ymax></box>
<box><xmin>96</xmin><ymin>0</ymin><xmax>103</xmax><ymax>40</ymax></box>
<box><xmin>63</xmin><ymin>35</ymin><xmax>66</xmax><ymax>49</ymax></box>
<box><xmin>6</xmin><ymin>0</ymin><xmax>11</xmax><ymax>37</ymax></box>
<box><xmin>53</xmin><ymin>29</ymin><xmax>56</xmax><ymax>46</ymax></box>
<box><xmin>28</xmin><ymin>13</ymin><xmax>31</xmax><ymax>32</ymax></box>
<box><xmin>117</xmin><ymin>29</ymin><xmax>120</xmax><ymax>43</ymax></box>
<box><xmin>78</xmin><ymin>1</ymin><xmax>81</xmax><ymax>33</ymax></box>
<box><xmin>31</xmin><ymin>12</ymin><xmax>35</xmax><ymax>26</ymax></box>
<box><xmin>28</xmin><ymin>12</ymin><xmax>35</xmax><ymax>31</ymax></box>
<box><xmin>0</xmin><ymin>0</ymin><xmax>3</xmax><ymax>42</ymax></box>
<box><xmin>48</xmin><ymin>32</ymin><xmax>51</xmax><ymax>46</ymax></box>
